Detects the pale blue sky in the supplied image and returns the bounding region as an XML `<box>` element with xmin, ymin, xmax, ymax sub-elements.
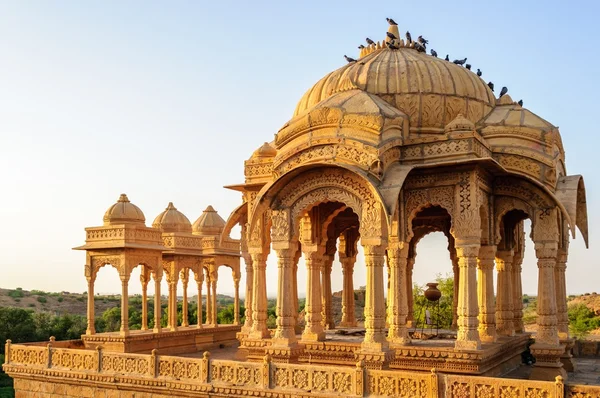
<box><xmin>0</xmin><ymin>1</ymin><xmax>598</xmax><ymax>298</ymax></box>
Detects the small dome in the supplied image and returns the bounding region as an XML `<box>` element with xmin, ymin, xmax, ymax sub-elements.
<box><xmin>103</xmin><ymin>194</ymin><xmax>145</xmax><ymax>226</ymax></box>
<box><xmin>445</xmin><ymin>113</ymin><xmax>475</xmax><ymax>133</ymax></box>
<box><xmin>251</xmin><ymin>142</ymin><xmax>277</xmax><ymax>159</ymax></box>
<box><xmin>152</xmin><ymin>202</ymin><xmax>192</xmax><ymax>233</ymax></box>
<box><xmin>192</xmin><ymin>205</ymin><xmax>226</xmax><ymax>236</ymax></box>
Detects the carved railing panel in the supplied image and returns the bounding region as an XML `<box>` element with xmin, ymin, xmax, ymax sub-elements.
<box><xmin>446</xmin><ymin>374</ymin><xmax>562</xmax><ymax>398</ymax></box>
<box><xmin>210</xmin><ymin>359</ymin><xmax>262</xmax><ymax>387</ymax></box>
<box><xmin>9</xmin><ymin>346</ymin><xmax>48</xmax><ymax>368</ymax></box>
<box><xmin>102</xmin><ymin>352</ymin><xmax>151</xmax><ymax>376</ymax></box>
<box><xmin>51</xmin><ymin>348</ymin><xmax>97</xmax><ymax>371</ymax></box>
<box><xmin>367</xmin><ymin>368</ymin><xmax>436</xmax><ymax>398</ymax></box>
<box><xmin>271</xmin><ymin>362</ymin><xmax>358</xmax><ymax>395</ymax></box>
<box><xmin>157</xmin><ymin>356</ymin><xmax>204</xmax><ymax>381</ymax></box>
<box><xmin>566</xmin><ymin>384</ymin><xmax>600</xmax><ymax>398</ymax></box>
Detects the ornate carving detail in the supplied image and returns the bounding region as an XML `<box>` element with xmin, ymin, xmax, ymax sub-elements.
<box><xmin>496</xmin><ymin>154</ymin><xmax>542</xmax><ymax>179</ymax></box>
<box><xmin>405</xmin><ymin>186</ymin><xmax>454</xmax><ymax>240</ymax></box>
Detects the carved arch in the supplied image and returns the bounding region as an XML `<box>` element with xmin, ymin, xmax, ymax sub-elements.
<box><xmin>404</xmin><ymin>187</ymin><xmax>455</xmax><ymax>241</ymax></box>
<box><xmin>493</xmin><ymin>195</ymin><xmax>534</xmax><ymax>245</ymax></box>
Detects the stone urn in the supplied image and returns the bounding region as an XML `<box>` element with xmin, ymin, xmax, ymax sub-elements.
<box><xmin>424</xmin><ymin>283</ymin><xmax>442</xmax><ymax>302</ymax></box>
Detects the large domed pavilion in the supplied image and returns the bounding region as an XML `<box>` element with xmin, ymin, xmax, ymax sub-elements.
<box><xmin>223</xmin><ymin>22</ymin><xmax>588</xmax><ymax>378</ymax></box>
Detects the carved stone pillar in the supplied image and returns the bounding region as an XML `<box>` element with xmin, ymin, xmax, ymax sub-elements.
<box><xmin>406</xmin><ymin>257</ymin><xmax>415</xmax><ymax>327</ymax></box>
<box><xmin>153</xmin><ymin>270</ymin><xmax>162</xmax><ymax>333</ymax></box>
<box><xmin>233</xmin><ymin>275</ymin><xmax>241</xmax><ymax>326</ymax></box>
<box><xmin>387</xmin><ymin>241</ymin><xmax>411</xmax><ymax>345</ymax></box>
<box><xmin>477</xmin><ymin>245</ymin><xmax>496</xmax><ymax>342</ymax></box>
<box><xmin>86</xmin><ymin>275</ymin><xmax>96</xmax><ymax>335</ymax></box>
<box><xmin>180</xmin><ymin>269</ymin><xmax>189</xmax><ymax>327</ymax></box>
<box><xmin>194</xmin><ymin>270</ymin><xmax>203</xmax><ymax>328</ymax></box>
<box><xmin>120</xmin><ymin>273</ymin><xmax>130</xmax><ymax>336</ymax></box>
<box><xmin>293</xmin><ymin>250</ymin><xmax>301</xmax><ymax>332</ymax></box>
<box><xmin>249</xmin><ymin>252</ymin><xmax>269</xmax><ymax>339</ymax></box>
<box><xmin>454</xmin><ymin>244</ymin><xmax>481</xmax><ymax>350</ymax></box>
<box><xmin>495</xmin><ymin>250</ymin><xmax>515</xmax><ymax>336</ymax></box>
<box><xmin>530</xmin><ymin>208</ymin><xmax>565</xmax><ymax>381</ymax></box>
<box><xmin>302</xmin><ymin>246</ymin><xmax>326</xmax><ymax>342</ymax></box>
<box><xmin>556</xmin><ymin>249</ymin><xmax>569</xmax><ymax>338</ymax></box>
<box><xmin>361</xmin><ymin>244</ymin><xmax>389</xmax><ymax>352</ymax></box>
<box><xmin>140</xmin><ymin>269</ymin><xmax>149</xmax><ymax>331</ymax></box>
<box><xmin>273</xmin><ymin>245</ymin><xmax>300</xmax><ymax>346</ymax></box>
<box><xmin>512</xmin><ymin>256</ymin><xmax>525</xmax><ymax>334</ymax></box>
<box><xmin>167</xmin><ymin>271</ymin><xmax>179</xmax><ymax>331</ymax></box>
<box><xmin>210</xmin><ymin>270</ymin><xmax>218</xmax><ymax>325</ymax></box>
<box><xmin>321</xmin><ymin>255</ymin><xmax>334</xmax><ymax>330</ymax></box>
<box><xmin>340</xmin><ymin>255</ymin><xmax>357</xmax><ymax>327</ymax></box>
<box><xmin>513</xmin><ymin>221</ymin><xmax>525</xmax><ymax>334</ymax></box>
<box><xmin>242</xmin><ymin>255</ymin><xmax>253</xmax><ymax>332</ymax></box>
<box><xmin>204</xmin><ymin>273</ymin><xmax>211</xmax><ymax>325</ymax></box>
<box><xmin>451</xmin><ymin>254</ymin><xmax>459</xmax><ymax>331</ymax></box>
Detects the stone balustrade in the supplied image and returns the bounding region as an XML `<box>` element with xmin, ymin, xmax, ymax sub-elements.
<box><xmin>4</xmin><ymin>341</ymin><xmax>600</xmax><ymax>398</ymax></box>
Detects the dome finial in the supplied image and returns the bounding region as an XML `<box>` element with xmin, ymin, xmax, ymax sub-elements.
<box><xmin>118</xmin><ymin>193</ymin><xmax>130</xmax><ymax>203</ymax></box>
<box><xmin>166</xmin><ymin>202</ymin><xmax>176</xmax><ymax>210</ymax></box>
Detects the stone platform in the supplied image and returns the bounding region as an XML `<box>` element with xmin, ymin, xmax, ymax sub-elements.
<box><xmin>239</xmin><ymin>327</ymin><xmax>530</xmax><ymax>376</ymax></box>
<box><xmin>81</xmin><ymin>325</ymin><xmax>241</xmax><ymax>355</ymax></box>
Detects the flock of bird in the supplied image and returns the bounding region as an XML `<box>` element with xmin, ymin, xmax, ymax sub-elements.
<box><xmin>344</xmin><ymin>18</ymin><xmax>522</xmax><ymax>105</ymax></box>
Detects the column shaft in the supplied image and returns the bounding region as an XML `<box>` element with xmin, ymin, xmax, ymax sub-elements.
<box><xmin>406</xmin><ymin>257</ymin><xmax>415</xmax><ymax>326</ymax></box>
<box><xmin>153</xmin><ymin>272</ymin><xmax>162</xmax><ymax>333</ymax></box>
<box><xmin>141</xmin><ymin>274</ymin><xmax>149</xmax><ymax>331</ymax></box>
<box><xmin>387</xmin><ymin>242</ymin><xmax>410</xmax><ymax>345</ymax></box>
<box><xmin>556</xmin><ymin>251</ymin><xmax>569</xmax><ymax>337</ymax></box>
<box><xmin>243</xmin><ymin>260</ymin><xmax>253</xmax><ymax>331</ymax></box>
<box><xmin>302</xmin><ymin>248</ymin><xmax>325</xmax><ymax>341</ymax></box>
<box><xmin>321</xmin><ymin>256</ymin><xmax>334</xmax><ymax>330</ymax></box>
<box><xmin>496</xmin><ymin>250</ymin><xmax>515</xmax><ymax>336</ymax></box>
<box><xmin>512</xmin><ymin>260</ymin><xmax>525</xmax><ymax>333</ymax></box>
<box><xmin>205</xmin><ymin>277</ymin><xmax>212</xmax><ymax>325</ymax></box>
<box><xmin>196</xmin><ymin>278</ymin><xmax>203</xmax><ymax>327</ymax></box>
<box><xmin>477</xmin><ymin>246</ymin><xmax>496</xmax><ymax>342</ymax></box>
<box><xmin>86</xmin><ymin>278</ymin><xmax>95</xmax><ymax>335</ymax></box>
<box><xmin>340</xmin><ymin>256</ymin><xmax>357</xmax><ymax>327</ymax></box>
<box><xmin>181</xmin><ymin>270</ymin><xmax>189</xmax><ymax>327</ymax></box>
<box><xmin>120</xmin><ymin>277</ymin><xmax>130</xmax><ymax>336</ymax></box>
<box><xmin>454</xmin><ymin>244</ymin><xmax>481</xmax><ymax>350</ymax></box>
<box><xmin>273</xmin><ymin>248</ymin><xmax>299</xmax><ymax>345</ymax></box>
<box><xmin>451</xmin><ymin>256</ymin><xmax>459</xmax><ymax>330</ymax></box>
<box><xmin>234</xmin><ymin>278</ymin><xmax>240</xmax><ymax>325</ymax></box>
<box><xmin>211</xmin><ymin>280</ymin><xmax>218</xmax><ymax>325</ymax></box>
<box><xmin>535</xmin><ymin>246</ymin><xmax>560</xmax><ymax>346</ymax></box>
<box><xmin>250</xmin><ymin>252</ymin><xmax>269</xmax><ymax>338</ymax></box>
<box><xmin>361</xmin><ymin>244</ymin><xmax>388</xmax><ymax>351</ymax></box>
<box><xmin>169</xmin><ymin>281</ymin><xmax>178</xmax><ymax>331</ymax></box>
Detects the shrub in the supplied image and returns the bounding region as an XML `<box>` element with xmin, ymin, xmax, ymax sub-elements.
<box><xmin>7</xmin><ymin>290</ymin><xmax>24</xmax><ymax>299</ymax></box>
<box><xmin>57</xmin><ymin>297</ymin><xmax>64</xmax><ymax>303</ymax></box>
<box><xmin>36</xmin><ymin>296</ymin><xmax>47</xmax><ymax>304</ymax></box>
<box><xmin>568</xmin><ymin>303</ymin><xmax>600</xmax><ymax>338</ymax></box>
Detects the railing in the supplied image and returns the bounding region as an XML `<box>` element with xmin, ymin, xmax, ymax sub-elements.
<box><xmin>4</xmin><ymin>340</ymin><xmax>600</xmax><ymax>398</ymax></box>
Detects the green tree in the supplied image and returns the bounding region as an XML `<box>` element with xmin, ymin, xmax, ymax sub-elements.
<box><xmin>568</xmin><ymin>303</ymin><xmax>600</xmax><ymax>338</ymax></box>
<box><xmin>0</xmin><ymin>308</ymin><xmax>36</xmax><ymax>353</ymax></box>
<box><xmin>102</xmin><ymin>307</ymin><xmax>121</xmax><ymax>332</ymax></box>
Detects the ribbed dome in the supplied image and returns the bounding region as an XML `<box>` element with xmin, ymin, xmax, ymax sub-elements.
<box><xmin>294</xmin><ymin>46</ymin><xmax>495</xmax><ymax>131</ymax></box>
<box><xmin>192</xmin><ymin>205</ymin><xmax>226</xmax><ymax>236</ymax></box>
<box><xmin>103</xmin><ymin>194</ymin><xmax>145</xmax><ymax>226</ymax></box>
<box><xmin>152</xmin><ymin>202</ymin><xmax>192</xmax><ymax>233</ymax></box>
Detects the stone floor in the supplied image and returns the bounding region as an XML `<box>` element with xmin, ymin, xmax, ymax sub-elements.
<box><xmin>504</xmin><ymin>358</ymin><xmax>600</xmax><ymax>385</ymax></box>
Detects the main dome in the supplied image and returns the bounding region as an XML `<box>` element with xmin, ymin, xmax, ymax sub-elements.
<box><xmin>294</xmin><ymin>45</ymin><xmax>495</xmax><ymax>132</ymax></box>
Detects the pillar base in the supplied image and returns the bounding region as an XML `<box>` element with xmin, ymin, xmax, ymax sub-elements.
<box><xmin>356</xmin><ymin>349</ymin><xmax>394</xmax><ymax>370</ymax></box>
<box><xmin>478</xmin><ymin>327</ymin><xmax>497</xmax><ymax>343</ymax></box>
<box><xmin>454</xmin><ymin>339</ymin><xmax>481</xmax><ymax>351</ymax></box>
<box><xmin>387</xmin><ymin>328</ymin><xmax>411</xmax><ymax>346</ymax></box>
<box><xmin>267</xmin><ymin>344</ymin><xmax>303</xmax><ymax>364</ymax></box>
<box><xmin>529</xmin><ymin>343</ymin><xmax>567</xmax><ymax>381</ymax></box>
<box><xmin>560</xmin><ymin>338</ymin><xmax>576</xmax><ymax>373</ymax></box>
<box><xmin>119</xmin><ymin>330</ymin><xmax>130</xmax><ymax>337</ymax></box>
<box><xmin>301</xmin><ymin>330</ymin><xmax>325</xmax><ymax>342</ymax></box>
